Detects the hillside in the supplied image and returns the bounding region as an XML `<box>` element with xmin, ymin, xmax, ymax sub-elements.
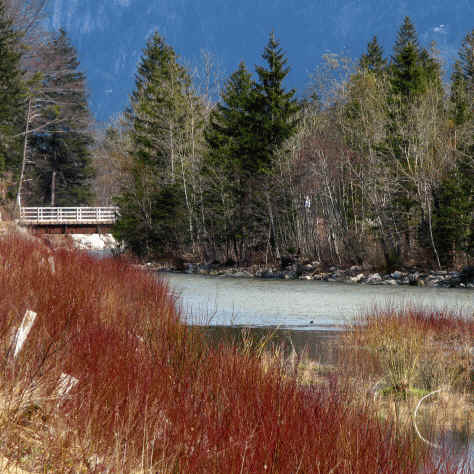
<box><xmin>47</xmin><ymin>0</ymin><xmax>474</xmax><ymax>121</ymax></box>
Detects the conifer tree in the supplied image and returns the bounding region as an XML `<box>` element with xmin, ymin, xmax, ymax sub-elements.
<box><xmin>254</xmin><ymin>32</ymin><xmax>299</xmax><ymax>173</ymax></box>
<box><xmin>391</xmin><ymin>17</ymin><xmax>424</xmax><ymax>98</ymax></box>
<box><xmin>254</xmin><ymin>32</ymin><xmax>300</xmax><ymax>258</ymax></box>
<box><xmin>433</xmin><ymin>164</ymin><xmax>472</xmax><ymax>265</ymax></box>
<box><xmin>205</xmin><ymin>62</ymin><xmax>257</xmax><ymax>177</ymax></box>
<box><xmin>433</xmin><ymin>29</ymin><xmax>474</xmax><ymax>263</ymax></box>
<box><xmin>390</xmin><ymin>17</ymin><xmax>441</xmax><ymax>98</ymax></box>
<box><xmin>114</xmin><ymin>32</ymin><xmax>191</xmax><ymax>257</ymax></box>
<box><xmin>204</xmin><ymin>61</ymin><xmax>259</xmax><ymax>260</ymax></box>
<box><xmin>450</xmin><ymin>29</ymin><xmax>473</xmax><ymax>126</ymax></box>
<box><xmin>28</xmin><ymin>29</ymin><xmax>94</xmax><ymax>206</ymax></box>
<box><xmin>0</xmin><ymin>0</ymin><xmax>24</xmax><ymax>175</ymax></box>
<box><xmin>359</xmin><ymin>36</ymin><xmax>387</xmax><ymax>74</ymax></box>
<box><xmin>127</xmin><ymin>32</ymin><xmax>190</xmax><ymax>175</ymax></box>
<box><xmin>393</xmin><ymin>16</ymin><xmax>419</xmax><ymax>57</ymax></box>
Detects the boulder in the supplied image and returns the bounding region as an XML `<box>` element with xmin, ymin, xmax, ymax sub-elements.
<box><xmin>367</xmin><ymin>273</ymin><xmax>382</xmax><ymax>284</ymax></box>
<box><xmin>408</xmin><ymin>272</ymin><xmax>420</xmax><ymax>285</ymax></box>
<box><xmin>350</xmin><ymin>273</ymin><xmax>365</xmax><ymax>283</ymax></box>
<box><xmin>230</xmin><ymin>271</ymin><xmax>253</xmax><ymax>278</ymax></box>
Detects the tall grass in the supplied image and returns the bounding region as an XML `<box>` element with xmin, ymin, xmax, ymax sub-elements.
<box><xmin>340</xmin><ymin>305</ymin><xmax>473</xmax><ymax>469</ymax></box>
<box><xmin>0</xmin><ymin>233</ymin><xmax>468</xmax><ymax>472</ymax></box>
<box><xmin>341</xmin><ymin>306</ymin><xmax>473</xmax><ymax>395</ymax></box>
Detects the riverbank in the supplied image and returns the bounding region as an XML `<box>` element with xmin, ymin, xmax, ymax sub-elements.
<box><xmin>15</xmin><ymin>225</ymin><xmax>470</xmax><ymax>290</ymax></box>
<box><xmin>1</xmin><ymin>232</ymin><xmax>471</xmax><ymax>472</ymax></box>
<box><xmin>150</xmin><ymin>260</ymin><xmax>474</xmax><ymax>289</ymax></box>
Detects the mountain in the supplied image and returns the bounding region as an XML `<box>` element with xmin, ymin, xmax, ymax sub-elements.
<box><xmin>47</xmin><ymin>0</ymin><xmax>474</xmax><ymax>122</ymax></box>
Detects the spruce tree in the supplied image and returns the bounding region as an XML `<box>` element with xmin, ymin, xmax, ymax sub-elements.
<box><xmin>254</xmin><ymin>32</ymin><xmax>299</xmax><ymax>259</ymax></box>
<box><xmin>433</xmin><ymin>29</ymin><xmax>474</xmax><ymax>264</ymax></box>
<box><xmin>114</xmin><ymin>32</ymin><xmax>191</xmax><ymax>257</ymax></box>
<box><xmin>433</xmin><ymin>164</ymin><xmax>472</xmax><ymax>265</ymax></box>
<box><xmin>391</xmin><ymin>17</ymin><xmax>441</xmax><ymax>98</ymax></box>
<box><xmin>359</xmin><ymin>36</ymin><xmax>387</xmax><ymax>74</ymax></box>
<box><xmin>204</xmin><ymin>61</ymin><xmax>260</xmax><ymax>259</ymax></box>
<box><xmin>391</xmin><ymin>17</ymin><xmax>424</xmax><ymax>97</ymax></box>
<box><xmin>393</xmin><ymin>17</ymin><xmax>419</xmax><ymax>57</ymax></box>
<box><xmin>206</xmin><ymin>62</ymin><xmax>257</xmax><ymax>177</ymax></box>
<box><xmin>127</xmin><ymin>32</ymin><xmax>190</xmax><ymax>173</ymax></box>
<box><xmin>450</xmin><ymin>29</ymin><xmax>473</xmax><ymax>126</ymax></box>
<box><xmin>254</xmin><ymin>32</ymin><xmax>299</xmax><ymax>173</ymax></box>
<box><xmin>386</xmin><ymin>18</ymin><xmax>444</xmax><ymax>264</ymax></box>
<box><xmin>0</xmin><ymin>0</ymin><xmax>24</xmax><ymax>175</ymax></box>
<box><xmin>28</xmin><ymin>30</ymin><xmax>94</xmax><ymax>206</ymax></box>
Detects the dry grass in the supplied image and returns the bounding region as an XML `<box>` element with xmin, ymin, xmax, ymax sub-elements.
<box><xmin>339</xmin><ymin>305</ymin><xmax>473</xmax><ymax>457</ymax></box>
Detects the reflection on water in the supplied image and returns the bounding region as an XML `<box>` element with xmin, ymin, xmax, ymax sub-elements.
<box><xmin>204</xmin><ymin>326</ymin><xmax>340</xmax><ymax>365</ymax></box>
<box><xmin>162</xmin><ymin>272</ymin><xmax>473</xmax><ymax>329</ymax></box>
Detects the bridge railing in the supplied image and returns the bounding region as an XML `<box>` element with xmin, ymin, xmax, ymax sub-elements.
<box><xmin>19</xmin><ymin>207</ymin><xmax>119</xmax><ymax>225</ymax></box>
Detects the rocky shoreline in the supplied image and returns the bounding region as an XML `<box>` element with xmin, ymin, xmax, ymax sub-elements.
<box><xmin>147</xmin><ymin>261</ymin><xmax>474</xmax><ymax>289</ymax></box>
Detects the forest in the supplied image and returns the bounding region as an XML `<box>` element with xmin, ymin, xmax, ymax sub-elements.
<box><xmin>0</xmin><ymin>0</ymin><xmax>472</xmax><ymax>269</ymax></box>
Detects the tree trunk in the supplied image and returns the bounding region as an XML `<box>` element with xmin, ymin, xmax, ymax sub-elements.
<box><xmin>51</xmin><ymin>170</ymin><xmax>56</xmax><ymax>207</ymax></box>
<box><xmin>16</xmin><ymin>96</ymin><xmax>32</xmax><ymax>211</ymax></box>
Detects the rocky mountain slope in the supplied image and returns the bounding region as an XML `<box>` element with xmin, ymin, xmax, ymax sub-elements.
<box><xmin>47</xmin><ymin>0</ymin><xmax>474</xmax><ymax>121</ymax></box>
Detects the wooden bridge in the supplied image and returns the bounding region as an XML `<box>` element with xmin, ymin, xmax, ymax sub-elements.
<box><xmin>19</xmin><ymin>207</ymin><xmax>119</xmax><ymax>234</ymax></box>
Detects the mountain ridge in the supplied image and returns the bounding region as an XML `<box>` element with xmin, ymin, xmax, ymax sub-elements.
<box><xmin>47</xmin><ymin>0</ymin><xmax>474</xmax><ymax>121</ymax></box>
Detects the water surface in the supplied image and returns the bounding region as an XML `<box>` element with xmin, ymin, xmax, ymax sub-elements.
<box><xmin>162</xmin><ymin>272</ymin><xmax>473</xmax><ymax>329</ymax></box>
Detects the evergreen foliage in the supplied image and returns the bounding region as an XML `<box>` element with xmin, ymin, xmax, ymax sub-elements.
<box><xmin>255</xmin><ymin>32</ymin><xmax>300</xmax><ymax>174</ymax></box>
<box><xmin>204</xmin><ymin>62</ymin><xmax>261</xmax><ymax>259</ymax></box>
<box><xmin>28</xmin><ymin>29</ymin><xmax>94</xmax><ymax>206</ymax></box>
<box><xmin>103</xmin><ymin>24</ymin><xmax>473</xmax><ymax>269</ymax></box>
<box><xmin>359</xmin><ymin>36</ymin><xmax>387</xmax><ymax>74</ymax></box>
<box><xmin>114</xmin><ymin>32</ymin><xmax>193</xmax><ymax>256</ymax></box>
<box><xmin>203</xmin><ymin>33</ymin><xmax>299</xmax><ymax>262</ymax></box>
<box><xmin>450</xmin><ymin>29</ymin><xmax>474</xmax><ymax>126</ymax></box>
<box><xmin>0</xmin><ymin>0</ymin><xmax>24</xmax><ymax>175</ymax></box>
<box><xmin>433</xmin><ymin>162</ymin><xmax>473</xmax><ymax>265</ymax></box>
<box><xmin>390</xmin><ymin>17</ymin><xmax>442</xmax><ymax>100</ymax></box>
<box><xmin>127</xmin><ymin>33</ymin><xmax>190</xmax><ymax>171</ymax></box>
<box><xmin>392</xmin><ymin>16</ymin><xmax>419</xmax><ymax>57</ymax></box>
<box><xmin>433</xmin><ymin>29</ymin><xmax>474</xmax><ymax>264</ymax></box>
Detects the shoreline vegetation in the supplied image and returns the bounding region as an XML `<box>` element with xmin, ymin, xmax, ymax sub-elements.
<box><xmin>13</xmin><ymin>230</ymin><xmax>474</xmax><ymax>289</ymax></box>
<box><xmin>0</xmin><ymin>232</ymin><xmax>472</xmax><ymax>472</ymax></box>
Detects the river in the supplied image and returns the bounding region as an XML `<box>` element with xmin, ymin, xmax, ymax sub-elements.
<box><xmin>162</xmin><ymin>272</ymin><xmax>473</xmax><ymax>329</ymax></box>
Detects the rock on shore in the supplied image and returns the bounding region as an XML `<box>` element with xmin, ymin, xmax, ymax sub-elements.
<box><xmin>148</xmin><ymin>261</ymin><xmax>474</xmax><ymax>289</ymax></box>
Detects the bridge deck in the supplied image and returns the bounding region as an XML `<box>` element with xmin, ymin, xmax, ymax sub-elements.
<box><xmin>19</xmin><ymin>207</ymin><xmax>119</xmax><ymax>226</ymax></box>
